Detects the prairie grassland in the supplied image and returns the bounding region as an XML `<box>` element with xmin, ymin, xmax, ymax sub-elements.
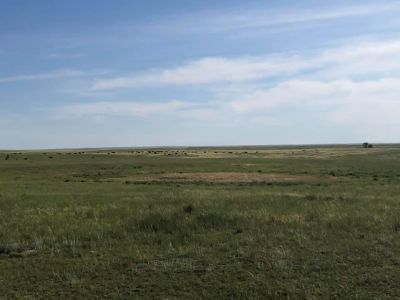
<box><xmin>1</xmin><ymin>145</ymin><xmax>400</xmax><ymax>299</ymax></box>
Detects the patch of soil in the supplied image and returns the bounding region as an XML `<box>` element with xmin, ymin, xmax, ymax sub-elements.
<box><xmin>124</xmin><ymin>172</ymin><xmax>319</xmax><ymax>183</ymax></box>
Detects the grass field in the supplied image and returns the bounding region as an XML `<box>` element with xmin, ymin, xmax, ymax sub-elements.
<box><xmin>1</xmin><ymin>145</ymin><xmax>400</xmax><ymax>299</ymax></box>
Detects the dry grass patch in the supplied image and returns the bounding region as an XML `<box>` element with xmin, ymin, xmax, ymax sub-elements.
<box><xmin>122</xmin><ymin>172</ymin><xmax>319</xmax><ymax>184</ymax></box>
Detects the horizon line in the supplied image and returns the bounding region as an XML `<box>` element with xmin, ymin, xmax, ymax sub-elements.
<box><xmin>1</xmin><ymin>142</ymin><xmax>399</xmax><ymax>152</ymax></box>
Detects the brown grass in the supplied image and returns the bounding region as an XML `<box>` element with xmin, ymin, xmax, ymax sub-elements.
<box><xmin>122</xmin><ymin>172</ymin><xmax>318</xmax><ymax>183</ymax></box>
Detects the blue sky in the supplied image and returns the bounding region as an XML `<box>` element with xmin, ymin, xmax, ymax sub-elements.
<box><xmin>2</xmin><ymin>0</ymin><xmax>400</xmax><ymax>149</ymax></box>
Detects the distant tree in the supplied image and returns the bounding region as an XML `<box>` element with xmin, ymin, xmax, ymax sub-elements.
<box><xmin>362</xmin><ymin>142</ymin><xmax>373</xmax><ymax>148</ymax></box>
<box><xmin>5</xmin><ymin>154</ymin><xmax>9</xmax><ymax>160</ymax></box>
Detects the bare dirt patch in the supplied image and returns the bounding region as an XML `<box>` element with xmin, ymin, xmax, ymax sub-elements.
<box><xmin>123</xmin><ymin>172</ymin><xmax>318</xmax><ymax>184</ymax></box>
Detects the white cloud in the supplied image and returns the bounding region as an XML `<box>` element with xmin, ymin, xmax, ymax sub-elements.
<box><xmin>93</xmin><ymin>39</ymin><xmax>400</xmax><ymax>90</ymax></box>
<box><xmin>57</xmin><ymin>37</ymin><xmax>400</xmax><ymax>141</ymax></box>
<box><xmin>48</xmin><ymin>53</ymin><xmax>85</xmax><ymax>59</ymax></box>
<box><xmin>58</xmin><ymin>100</ymin><xmax>193</xmax><ymax>118</ymax></box>
<box><xmin>230</xmin><ymin>78</ymin><xmax>400</xmax><ymax>137</ymax></box>
<box><xmin>92</xmin><ymin>55</ymin><xmax>308</xmax><ymax>90</ymax></box>
<box><xmin>156</xmin><ymin>2</ymin><xmax>400</xmax><ymax>35</ymax></box>
<box><xmin>85</xmin><ymin>37</ymin><xmax>400</xmax><ymax>140</ymax></box>
<box><xmin>0</xmin><ymin>69</ymin><xmax>106</xmax><ymax>84</ymax></box>
<box><xmin>231</xmin><ymin>80</ymin><xmax>349</xmax><ymax>113</ymax></box>
<box><xmin>314</xmin><ymin>40</ymin><xmax>400</xmax><ymax>79</ymax></box>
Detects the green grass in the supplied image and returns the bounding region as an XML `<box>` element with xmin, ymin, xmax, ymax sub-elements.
<box><xmin>1</xmin><ymin>145</ymin><xmax>400</xmax><ymax>299</ymax></box>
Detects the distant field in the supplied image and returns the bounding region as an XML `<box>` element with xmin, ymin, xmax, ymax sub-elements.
<box><xmin>1</xmin><ymin>145</ymin><xmax>400</xmax><ymax>299</ymax></box>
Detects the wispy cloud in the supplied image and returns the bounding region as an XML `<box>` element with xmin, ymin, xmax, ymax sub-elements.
<box><xmin>83</xmin><ymin>37</ymin><xmax>400</xmax><ymax>138</ymax></box>
<box><xmin>61</xmin><ymin>77</ymin><xmax>400</xmax><ymax>138</ymax></box>
<box><xmin>0</xmin><ymin>69</ymin><xmax>106</xmax><ymax>84</ymax></box>
<box><xmin>229</xmin><ymin>77</ymin><xmax>400</xmax><ymax>137</ymax></box>
<box><xmin>58</xmin><ymin>100</ymin><xmax>194</xmax><ymax>118</ymax></box>
<box><xmin>48</xmin><ymin>53</ymin><xmax>85</xmax><ymax>59</ymax></box>
<box><xmin>93</xmin><ymin>39</ymin><xmax>400</xmax><ymax>90</ymax></box>
<box><xmin>92</xmin><ymin>55</ymin><xmax>308</xmax><ymax>90</ymax></box>
<box><xmin>155</xmin><ymin>2</ymin><xmax>400</xmax><ymax>35</ymax></box>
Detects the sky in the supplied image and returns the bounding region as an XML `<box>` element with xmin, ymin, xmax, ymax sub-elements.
<box><xmin>1</xmin><ymin>0</ymin><xmax>400</xmax><ymax>149</ymax></box>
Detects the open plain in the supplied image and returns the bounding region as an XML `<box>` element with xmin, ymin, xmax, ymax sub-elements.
<box><xmin>1</xmin><ymin>145</ymin><xmax>400</xmax><ymax>299</ymax></box>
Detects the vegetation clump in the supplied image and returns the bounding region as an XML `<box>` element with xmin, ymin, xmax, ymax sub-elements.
<box><xmin>183</xmin><ymin>204</ymin><xmax>193</xmax><ymax>214</ymax></box>
<box><xmin>363</xmin><ymin>142</ymin><xmax>373</xmax><ymax>148</ymax></box>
